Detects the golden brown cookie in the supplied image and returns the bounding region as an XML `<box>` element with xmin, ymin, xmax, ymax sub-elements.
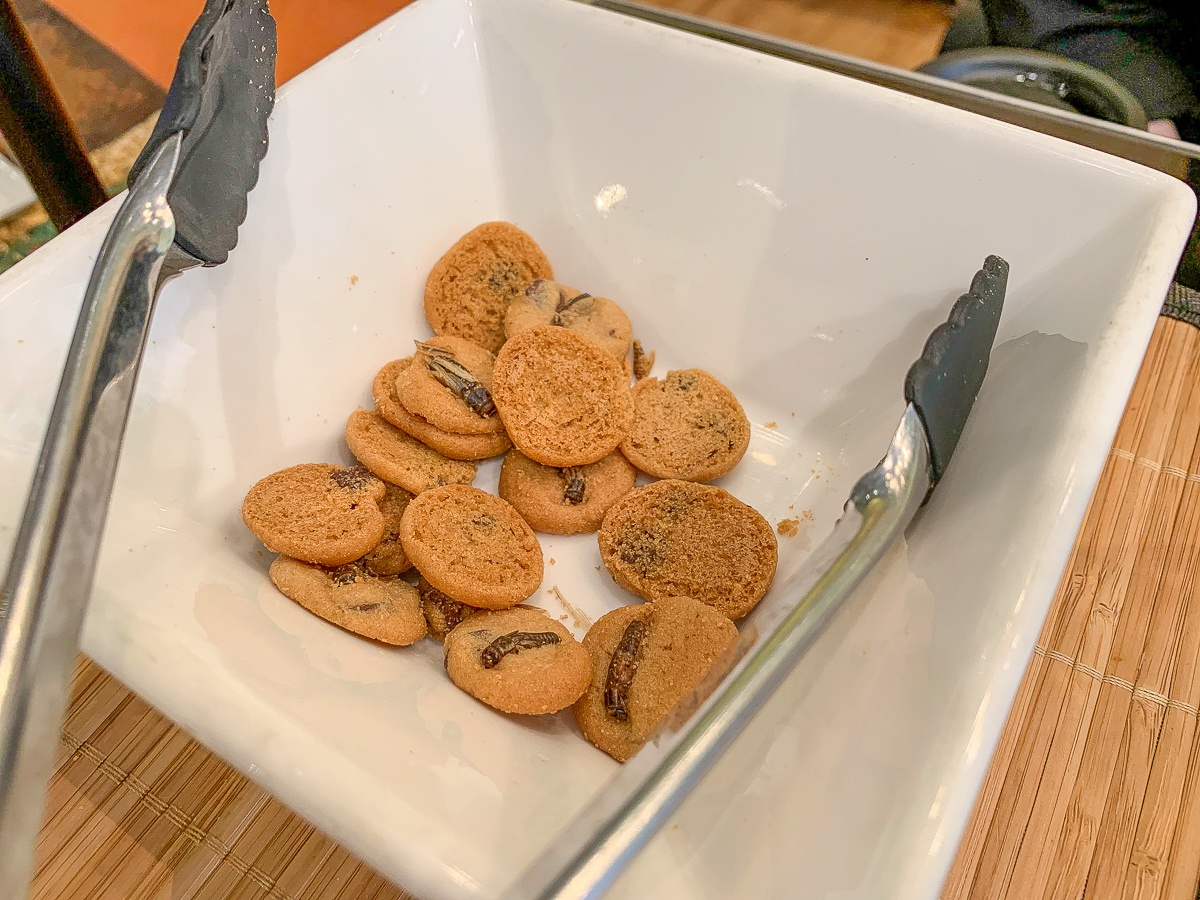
<box><xmin>598</xmin><ymin>480</ymin><xmax>777</xmax><ymax>619</ymax></box>
<box><xmin>418</xmin><ymin>577</ymin><xmax>481</xmax><ymax>642</ymax></box>
<box><xmin>492</xmin><ymin>325</ymin><xmax>633</xmax><ymax>467</ymax></box>
<box><xmin>620</xmin><ymin>369</ymin><xmax>750</xmax><ymax>482</ymax></box>
<box><xmin>498</xmin><ymin>449</ymin><xmax>637</xmax><ymax>535</ymax></box>
<box><xmin>374</xmin><ymin>359</ymin><xmax>511</xmax><ymax>461</ymax></box>
<box><xmin>396</xmin><ymin>336</ymin><xmax>505</xmax><ymax>436</ymax></box>
<box><xmin>242</xmin><ymin>463</ymin><xmax>386</xmax><ymax>567</ymax></box>
<box><xmin>399</xmin><ymin>484</ymin><xmax>543</xmax><ymax>608</ymax></box>
<box><xmin>504</xmin><ymin>280</ymin><xmax>632</xmax><ymax>360</ymax></box>
<box><xmin>345</xmin><ymin>408</ymin><xmax>476</xmax><ymax>493</ymax></box>
<box><xmin>360</xmin><ymin>483</ymin><xmax>414</xmax><ymax>576</ymax></box>
<box><xmin>424</xmin><ymin>222</ymin><xmax>554</xmax><ymax>354</ymax></box>
<box><xmin>444</xmin><ymin>606</ymin><xmax>591</xmax><ymax>714</ymax></box>
<box><xmin>574</xmin><ymin>597</ymin><xmax>738</xmax><ymax>762</ymax></box>
<box><xmin>269</xmin><ymin>556</ymin><xmax>426</xmax><ymax>646</ymax></box>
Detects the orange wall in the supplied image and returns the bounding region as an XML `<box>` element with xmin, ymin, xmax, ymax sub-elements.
<box><xmin>43</xmin><ymin>0</ymin><xmax>412</xmax><ymax>87</ymax></box>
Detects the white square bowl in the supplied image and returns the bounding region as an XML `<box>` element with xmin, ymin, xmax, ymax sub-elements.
<box><xmin>0</xmin><ymin>0</ymin><xmax>1194</xmax><ymax>897</ymax></box>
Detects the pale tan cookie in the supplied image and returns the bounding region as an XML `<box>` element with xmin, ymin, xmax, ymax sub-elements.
<box><xmin>424</xmin><ymin>221</ymin><xmax>553</xmax><ymax>354</ymax></box>
<box><xmin>444</xmin><ymin>606</ymin><xmax>591</xmax><ymax>715</ymax></box>
<box><xmin>345</xmin><ymin>408</ymin><xmax>476</xmax><ymax>493</ymax></box>
<box><xmin>598</xmin><ymin>479</ymin><xmax>777</xmax><ymax>619</ymax></box>
<box><xmin>269</xmin><ymin>555</ymin><xmax>426</xmax><ymax>646</ymax></box>
<box><xmin>492</xmin><ymin>325</ymin><xmax>633</xmax><ymax>467</ymax></box>
<box><xmin>504</xmin><ymin>280</ymin><xmax>632</xmax><ymax>360</ymax></box>
<box><xmin>242</xmin><ymin>463</ymin><xmax>386</xmax><ymax>567</ymax></box>
<box><xmin>374</xmin><ymin>359</ymin><xmax>511</xmax><ymax>461</ymax></box>
<box><xmin>396</xmin><ymin>336</ymin><xmax>505</xmax><ymax>436</ymax></box>
<box><xmin>399</xmin><ymin>484</ymin><xmax>543</xmax><ymax>608</ymax></box>
<box><xmin>620</xmin><ymin>369</ymin><xmax>750</xmax><ymax>482</ymax></box>
<box><xmin>418</xmin><ymin>577</ymin><xmax>481</xmax><ymax>642</ymax></box>
<box><xmin>498</xmin><ymin>449</ymin><xmax>637</xmax><ymax>535</ymax></box>
<box><xmin>361</xmin><ymin>483</ymin><xmax>414</xmax><ymax>576</ymax></box>
<box><xmin>574</xmin><ymin>597</ymin><xmax>738</xmax><ymax>762</ymax></box>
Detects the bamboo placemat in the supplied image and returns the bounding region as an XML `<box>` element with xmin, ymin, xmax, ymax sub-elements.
<box><xmin>29</xmin><ymin>314</ymin><xmax>1200</xmax><ymax>899</ymax></box>
<box><xmin>945</xmin><ymin>313</ymin><xmax>1200</xmax><ymax>900</ymax></box>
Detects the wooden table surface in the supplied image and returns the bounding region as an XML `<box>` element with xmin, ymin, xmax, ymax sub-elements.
<box><xmin>33</xmin><ymin>2</ymin><xmax>1200</xmax><ymax>899</ymax></box>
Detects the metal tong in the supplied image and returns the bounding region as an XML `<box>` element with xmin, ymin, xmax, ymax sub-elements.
<box><xmin>0</xmin><ymin>1</ymin><xmax>276</xmax><ymax>894</ymax></box>
<box><xmin>512</xmin><ymin>256</ymin><xmax>1010</xmax><ymax>898</ymax></box>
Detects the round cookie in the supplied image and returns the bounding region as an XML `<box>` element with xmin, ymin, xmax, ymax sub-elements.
<box><xmin>345</xmin><ymin>407</ymin><xmax>476</xmax><ymax>493</ymax></box>
<box><xmin>498</xmin><ymin>449</ymin><xmax>637</xmax><ymax>535</ymax></box>
<box><xmin>574</xmin><ymin>596</ymin><xmax>739</xmax><ymax>762</ymax></box>
<box><xmin>620</xmin><ymin>369</ymin><xmax>750</xmax><ymax>483</ymax></box>
<box><xmin>399</xmin><ymin>484</ymin><xmax>543</xmax><ymax>608</ymax></box>
<box><xmin>396</xmin><ymin>336</ymin><xmax>504</xmax><ymax>436</ymax></box>
<box><xmin>360</xmin><ymin>483</ymin><xmax>414</xmax><ymax>576</ymax></box>
<box><xmin>444</xmin><ymin>606</ymin><xmax>591</xmax><ymax>715</ymax></box>
<box><xmin>597</xmin><ymin>479</ymin><xmax>777</xmax><ymax>619</ymax></box>
<box><xmin>374</xmin><ymin>359</ymin><xmax>511</xmax><ymax>461</ymax></box>
<box><xmin>504</xmin><ymin>280</ymin><xmax>632</xmax><ymax>360</ymax></box>
<box><xmin>492</xmin><ymin>325</ymin><xmax>633</xmax><ymax>467</ymax></box>
<box><xmin>418</xmin><ymin>576</ymin><xmax>481</xmax><ymax>642</ymax></box>
<box><xmin>242</xmin><ymin>463</ymin><xmax>386</xmax><ymax>567</ymax></box>
<box><xmin>424</xmin><ymin>221</ymin><xmax>553</xmax><ymax>354</ymax></box>
<box><xmin>269</xmin><ymin>555</ymin><xmax>426</xmax><ymax>646</ymax></box>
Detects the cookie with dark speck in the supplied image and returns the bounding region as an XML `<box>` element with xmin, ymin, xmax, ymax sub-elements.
<box><xmin>574</xmin><ymin>596</ymin><xmax>738</xmax><ymax>762</ymax></box>
<box><xmin>597</xmin><ymin>479</ymin><xmax>776</xmax><ymax>619</ymax></box>
<box><xmin>360</xmin><ymin>483</ymin><xmax>414</xmax><ymax>576</ymax></box>
<box><xmin>424</xmin><ymin>222</ymin><xmax>553</xmax><ymax>353</ymax></box>
<box><xmin>374</xmin><ymin>358</ymin><xmax>511</xmax><ymax>461</ymax></box>
<box><xmin>620</xmin><ymin>369</ymin><xmax>750</xmax><ymax>482</ymax></box>
<box><xmin>504</xmin><ymin>280</ymin><xmax>632</xmax><ymax>360</ymax></box>
<box><xmin>492</xmin><ymin>325</ymin><xmax>633</xmax><ymax>467</ymax></box>
<box><xmin>399</xmin><ymin>484</ymin><xmax>543</xmax><ymax>608</ymax></box>
<box><xmin>345</xmin><ymin>407</ymin><xmax>476</xmax><ymax>493</ymax></box>
<box><xmin>269</xmin><ymin>555</ymin><xmax>426</xmax><ymax>645</ymax></box>
<box><xmin>396</xmin><ymin>336</ymin><xmax>505</xmax><ymax>436</ymax></box>
<box><xmin>498</xmin><ymin>449</ymin><xmax>636</xmax><ymax>535</ymax></box>
<box><xmin>418</xmin><ymin>576</ymin><xmax>481</xmax><ymax>641</ymax></box>
<box><xmin>241</xmin><ymin>463</ymin><xmax>385</xmax><ymax>566</ymax></box>
<box><xmin>444</xmin><ymin>606</ymin><xmax>590</xmax><ymax>714</ymax></box>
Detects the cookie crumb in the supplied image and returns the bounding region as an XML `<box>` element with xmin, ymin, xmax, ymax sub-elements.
<box><xmin>549</xmin><ymin>557</ymin><xmax>556</xmax><ymax>565</ymax></box>
<box><xmin>349</xmin><ymin>274</ymin><xmax>359</xmax><ymax>286</ymax></box>
<box><xmin>549</xmin><ymin>585</ymin><xmax>592</xmax><ymax>631</ymax></box>
<box><xmin>765</xmin><ymin>421</ymin><xmax>777</xmax><ymax>429</ymax></box>
<box><xmin>777</xmin><ymin>518</ymin><xmax>800</xmax><ymax>536</ymax></box>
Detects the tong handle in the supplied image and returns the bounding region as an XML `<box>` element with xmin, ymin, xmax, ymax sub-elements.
<box><xmin>0</xmin><ymin>134</ymin><xmax>181</xmax><ymax>897</ymax></box>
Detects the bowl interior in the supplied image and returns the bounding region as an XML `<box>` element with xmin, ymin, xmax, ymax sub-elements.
<box><xmin>0</xmin><ymin>0</ymin><xmax>1192</xmax><ymax>897</ymax></box>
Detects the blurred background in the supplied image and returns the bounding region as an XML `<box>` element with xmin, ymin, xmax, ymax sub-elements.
<box><xmin>0</xmin><ymin>0</ymin><xmax>1196</xmax><ymax>282</ymax></box>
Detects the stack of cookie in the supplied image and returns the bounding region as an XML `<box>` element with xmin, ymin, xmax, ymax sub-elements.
<box><xmin>240</xmin><ymin>222</ymin><xmax>778</xmax><ymax>763</ymax></box>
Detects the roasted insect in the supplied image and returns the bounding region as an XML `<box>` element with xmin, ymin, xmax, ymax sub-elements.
<box><xmin>603</xmin><ymin>620</ymin><xmax>647</xmax><ymax>720</ymax></box>
<box><xmin>415</xmin><ymin>340</ymin><xmax>497</xmax><ymax>417</ymax></box>
<box><xmin>481</xmin><ymin>630</ymin><xmax>561</xmax><ymax>668</ymax></box>
<box><xmin>562</xmin><ymin>467</ymin><xmax>586</xmax><ymax>505</ymax></box>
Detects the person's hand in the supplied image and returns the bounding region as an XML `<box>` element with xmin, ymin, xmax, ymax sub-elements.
<box><xmin>1148</xmin><ymin>119</ymin><xmax>1181</xmax><ymax>140</ymax></box>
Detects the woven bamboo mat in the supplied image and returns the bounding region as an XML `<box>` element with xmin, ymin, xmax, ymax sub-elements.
<box><xmin>30</xmin><ymin>314</ymin><xmax>1200</xmax><ymax>899</ymax></box>
<box><xmin>945</xmin><ymin>314</ymin><xmax>1200</xmax><ymax>900</ymax></box>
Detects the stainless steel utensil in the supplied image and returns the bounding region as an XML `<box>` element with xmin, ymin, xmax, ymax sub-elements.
<box><xmin>0</xmin><ymin>2</ymin><xmax>276</xmax><ymax>894</ymax></box>
<box><xmin>510</xmin><ymin>256</ymin><xmax>1010</xmax><ymax>899</ymax></box>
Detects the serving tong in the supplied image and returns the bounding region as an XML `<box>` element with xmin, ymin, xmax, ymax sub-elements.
<box><xmin>513</xmin><ymin>255</ymin><xmax>1010</xmax><ymax>898</ymax></box>
<box><xmin>0</xmin><ymin>1</ymin><xmax>276</xmax><ymax>893</ymax></box>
